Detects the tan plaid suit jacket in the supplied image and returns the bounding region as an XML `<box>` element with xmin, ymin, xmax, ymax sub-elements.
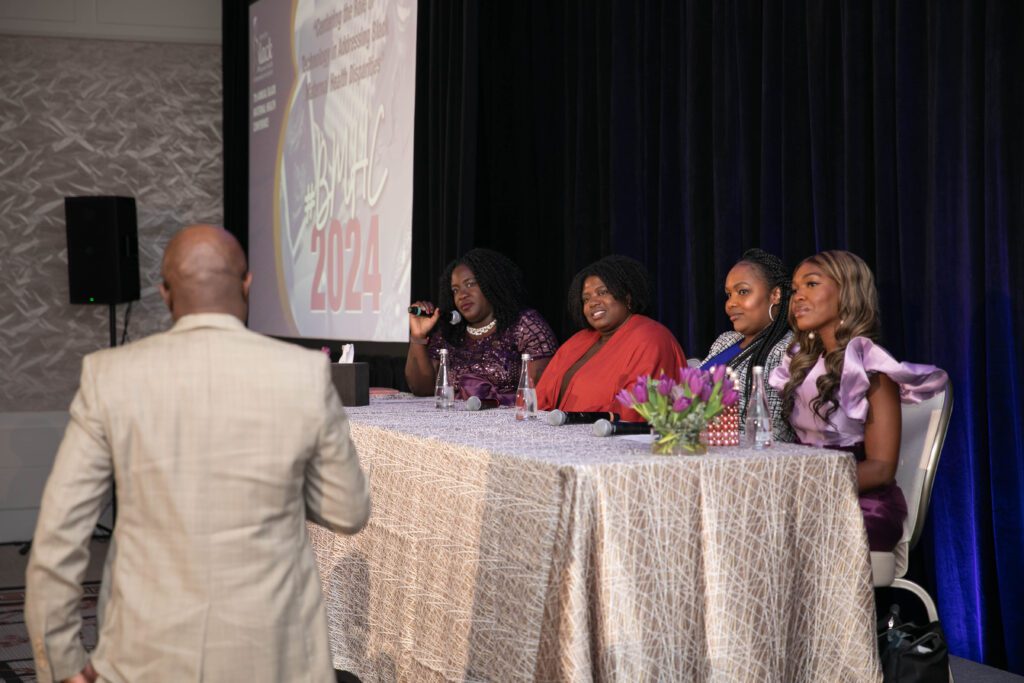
<box><xmin>26</xmin><ymin>313</ymin><xmax>370</xmax><ymax>682</ymax></box>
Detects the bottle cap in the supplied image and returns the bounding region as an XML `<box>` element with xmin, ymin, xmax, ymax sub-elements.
<box><xmin>521</xmin><ymin>353</ymin><xmax>531</xmax><ymax>361</ymax></box>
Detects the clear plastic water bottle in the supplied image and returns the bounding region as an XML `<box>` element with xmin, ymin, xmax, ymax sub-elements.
<box><xmin>515</xmin><ymin>353</ymin><xmax>537</xmax><ymax>420</ymax></box>
<box><xmin>435</xmin><ymin>348</ymin><xmax>454</xmax><ymax>410</ymax></box>
<box><xmin>744</xmin><ymin>365</ymin><xmax>773</xmax><ymax>449</ymax></box>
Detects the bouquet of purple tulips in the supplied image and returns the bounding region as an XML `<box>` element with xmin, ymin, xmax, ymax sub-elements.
<box><xmin>616</xmin><ymin>365</ymin><xmax>740</xmax><ymax>454</ymax></box>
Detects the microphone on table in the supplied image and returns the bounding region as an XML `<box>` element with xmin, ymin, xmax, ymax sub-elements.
<box><xmin>466</xmin><ymin>396</ymin><xmax>500</xmax><ymax>411</ymax></box>
<box><xmin>546</xmin><ymin>410</ymin><xmax>620</xmax><ymax>426</ymax></box>
<box><xmin>592</xmin><ymin>419</ymin><xmax>651</xmax><ymax>437</ymax></box>
<box><xmin>408</xmin><ymin>305</ymin><xmax>462</xmax><ymax>326</ymax></box>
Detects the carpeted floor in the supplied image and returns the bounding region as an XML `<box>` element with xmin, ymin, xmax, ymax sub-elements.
<box><xmin>0</xmin><ymin>582</ymin><xmax>100</xmax><ymax>682</ymax></box>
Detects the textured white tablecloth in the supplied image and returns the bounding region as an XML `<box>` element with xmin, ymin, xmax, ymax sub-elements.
<box><xmin>309</xmin><ymin>397</ymin><xmax>880</xmax><ymax>682</ymax></box>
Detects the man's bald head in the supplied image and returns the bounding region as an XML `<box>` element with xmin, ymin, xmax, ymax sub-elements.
<box><xmin>159</xmin><ymin>225</ymin><xmax>252</xmax><ymax>322</ymax></box>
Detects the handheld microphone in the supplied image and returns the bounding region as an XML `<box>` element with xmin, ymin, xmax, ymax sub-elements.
<box><xmin>466</xmin><ymin>396</ymin><xmax>500</xmax><ymax>411</ymax></box>
<box><xmin>546</xmin><ymin>410</ymin><xmax>620</xmax><ymax>426</ymax></box>
<box><xmin>592</xmin><ymin>419</ymin><xmax>651</xmax><ymax>437</ymax></box>
<box><xmin>408</xmin><ymin>305</ymin><xmax>462</xmax><ymax>325</ymax></box>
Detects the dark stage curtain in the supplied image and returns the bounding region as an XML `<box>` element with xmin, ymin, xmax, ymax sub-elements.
<box><xmin>412</xmin><ymin>0</ymin><xmax>614</xmax><ymax>336</ymax></box>
<box><xmin>223</xmin><ymin>0</ymin><xmax>1024</xmax><ymax>671</ymax></box>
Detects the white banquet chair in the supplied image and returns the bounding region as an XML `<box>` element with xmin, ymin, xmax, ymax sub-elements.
<box><xmin>871</xmin><ymin>379</ymin><xmax>953</xmax><ymax>623</ymax></box>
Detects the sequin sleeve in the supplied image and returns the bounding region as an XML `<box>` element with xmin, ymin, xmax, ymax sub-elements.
<box><xmin>514</xmin><ymin>309</ymin><xmax>559</xmax><ymax>359</ymax></box>
<box><xmin>426</xmin><ymin>329</ymin><xmax>446</xmax><ymax>361</ymax></box>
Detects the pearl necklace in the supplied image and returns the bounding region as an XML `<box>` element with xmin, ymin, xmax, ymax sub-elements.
<box><xmin>466</xmin><ymin>319</ymin><xmax>497</xmax><ymax>336</ymax></box>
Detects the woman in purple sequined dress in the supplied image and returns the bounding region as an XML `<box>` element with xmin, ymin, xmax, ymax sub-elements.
<box><xmin>769</xmin><ymin>251</ymin><xmax>947</xmax><ymax>551</ymax></box>
<box><xmin>405</xmin><ymin>248</ymin><xmax>558</xmax><ymax>405</ymax></box>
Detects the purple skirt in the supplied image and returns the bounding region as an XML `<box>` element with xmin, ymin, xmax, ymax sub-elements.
<box><xmin>820</xmin><ymin>443</ymin><xmax>908</xmax><ymax>552</ymax></box>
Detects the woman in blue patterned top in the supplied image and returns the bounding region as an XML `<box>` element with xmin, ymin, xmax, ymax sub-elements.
<box><xmin>701</xmin><ymin>248</ymin><xmax>795</xmax><ymax>442</ymax></box>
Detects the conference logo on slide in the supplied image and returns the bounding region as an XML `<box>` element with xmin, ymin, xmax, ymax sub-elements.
<box><xmin>253</xmin><ymin>17</ymin><xmax>274</xmax><ymax>81</ymax></box>
<box><xmin>252</xmin><ymin>0</ymin><xmax>415</xmax><ymax>343</ymax></box>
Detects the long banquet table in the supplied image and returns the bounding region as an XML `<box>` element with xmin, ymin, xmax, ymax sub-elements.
<box><xmin>308</xmin><ymin>397</ymin><xmax>881</xmax><ymax>682</ymax></box>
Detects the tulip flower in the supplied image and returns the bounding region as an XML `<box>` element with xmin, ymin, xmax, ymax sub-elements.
<box><xmin>699</xmin><ymin>383</ymin><xmax>712</xmax><ymax>402</ymax></box>
<box><xmin>687</xmin><ymin>373</ymin><xmax>704</xmax><ymax>396</ymax></box>
<box><xmin>615</xmin><ymin>388</ymin><xmax>635</xmax><ymax>408</ymax></box>
<box><xmin>673</xmin><ymin>395</ymin><xmax>692</xmax><ymax>412</ymax></box>
<box><xmin>721</xmin><ymin>388</ymin><xmax>739</xmax><ymax>407</ymax></box>
<box><xmin>711</xmin><ymin>364</ymin><xmax>726</xmax><ymax>384</ymax></box>
<box><xmin>632</xmin><ymin>380</ymin><xmax>648</xmax><ymax>403</ymax></box>
<box><xmin>657</xmin><ymin>376</ymin><xmax>675</xmax><ymax>396</ymax></box>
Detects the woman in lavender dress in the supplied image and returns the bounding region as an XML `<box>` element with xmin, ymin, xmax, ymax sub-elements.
<box><xmin>405</xmin><ymin>248</ymin><xmax>558</xmax><ymax>405</ymax></box>
<box><xmin>769</xmin><ymin>250</ymin><xmax>947</xmax><ymax>551</ymax></box>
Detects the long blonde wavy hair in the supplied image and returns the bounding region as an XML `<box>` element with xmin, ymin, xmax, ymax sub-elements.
<box><xmin>781</xmin><ymin>250</ymin><xmax>881</xmax><ymax>425</ymax></box>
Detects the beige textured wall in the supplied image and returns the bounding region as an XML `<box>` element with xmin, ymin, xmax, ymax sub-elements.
<box><xmin>0</xmin><ymin>35</ymin><xmax>222</xmax><ymax>411</ymax></box>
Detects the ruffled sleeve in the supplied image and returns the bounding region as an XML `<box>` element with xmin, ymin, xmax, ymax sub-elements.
<box><xmin>768</xmin><ymin>346</ymin><xmax>794</xmax><ymax>391</ymax></box>
<box><xmin>839</xmin><ymin>337</ymin><xmax>948</xmax><ymax>422</ymax></box>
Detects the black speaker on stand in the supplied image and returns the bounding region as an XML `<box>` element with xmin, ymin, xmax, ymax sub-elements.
<box><xmin>64</xmin><ymin>195</ymin><xmax>140</xmax><ymax>345</ymax></box>
<box><xmin>64</xmin><ymin>196</ymin><xmax>140</xmax><ymax>538</ymax></box>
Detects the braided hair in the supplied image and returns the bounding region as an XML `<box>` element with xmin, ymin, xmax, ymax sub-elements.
<box><xmin>566</xmin><ymin>255</ymin><xmax>652</xmax><ymax>329</ymax></box>
<box><xmin>437</xmin><ymin>248</ymin><xmax>529</xmax><ymax>345</ymax></box>
<box><xmin>725</xmin><ymin>248</ymin><xmax>792</xmax><ymax>400</ymax></box>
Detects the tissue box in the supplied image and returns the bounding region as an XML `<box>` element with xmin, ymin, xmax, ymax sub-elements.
<box><xmin>330</xmin><ymin>362</ymin><xmax>369</xmax><ymax>406</ymax></box>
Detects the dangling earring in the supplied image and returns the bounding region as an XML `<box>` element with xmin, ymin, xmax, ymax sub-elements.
<box><xmin>768</xmin><ymin>304</ymin><xmax>776</xmax><ymax>323</ymax></box>
<box><xmin>808</xmin><ymin>331</ymin><xmax>816</xmax><ymax>340</ymax></box>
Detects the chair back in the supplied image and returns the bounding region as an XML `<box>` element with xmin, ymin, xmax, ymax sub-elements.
<box><xmin>894</xmin><ymin>380</ymin><xmax>953</xmax><ymax>572</ymax></box>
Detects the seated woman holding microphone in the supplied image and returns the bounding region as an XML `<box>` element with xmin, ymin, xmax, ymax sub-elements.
<box><xmin>405</xmin><ymin>248</ymin><xmax>558</xmax><ymax>405</ymax></box>
<box><xmin>769</xmin><ymin>250</ymin><xmax>947</xmax><ymax>551</ymax></box>
<box><xmin>701</xmin><ymin>248</ymin><xmax>795</xmax><ymax>442</ymax></box>
<box><xmin>536</xmin><ymin>255</ymin><xmax>686</xmax><ymax>423</ymax></box>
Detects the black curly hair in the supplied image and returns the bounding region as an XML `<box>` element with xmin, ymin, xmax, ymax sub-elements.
<box><xmin>567</xmin><ymin>255</ymin><xmax>652</xmax><ymax>329</ymax></box>
<box><xmin>437</xmin><ymin>248</ymin><xmax>529</xmax><ymax>345</ymax></box>
<box><xmin>725</xmin><ymin>248</ymin><xmax>792</xmax><ymax>399</ymax></box>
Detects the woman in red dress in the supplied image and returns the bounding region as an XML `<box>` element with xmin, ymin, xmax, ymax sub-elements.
<box><xmin>536</xmin><ymin>255</ymin><xmax>686</xmax><ymax>422</ymax></box>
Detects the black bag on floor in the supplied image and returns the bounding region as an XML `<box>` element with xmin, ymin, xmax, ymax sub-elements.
<box><xmin>877</xmin><ymin>605</ymin><xmax>949</xmax><ymax>683</ymax></box>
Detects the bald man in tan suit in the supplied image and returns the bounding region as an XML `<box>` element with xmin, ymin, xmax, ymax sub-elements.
<box><xmin>26</xmin><ymin>225</ymin><xmax>369</xmax><ymax>682</ymax></box>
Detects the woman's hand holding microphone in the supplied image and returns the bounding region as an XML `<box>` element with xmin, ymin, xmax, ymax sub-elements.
<box><xmin>408</xmin><ymin>301</ymin><xmax>441</xmax><ymax>344</ymax></box>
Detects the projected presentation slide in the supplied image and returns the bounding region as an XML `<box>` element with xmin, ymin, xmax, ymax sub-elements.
<box><xmin>248</xmin><ymin>0</ymin><xmax>416</xmax><ymax>342</ymax></box>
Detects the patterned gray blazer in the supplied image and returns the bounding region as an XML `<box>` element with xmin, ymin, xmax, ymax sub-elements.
<box><xmin>700</xmin><ymin>330</ymin><xmax>796</xmax><ymax>443</ymax></box>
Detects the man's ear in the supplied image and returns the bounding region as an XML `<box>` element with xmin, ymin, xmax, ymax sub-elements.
<box><xmin>242</xmin><ymin>272</ymin><xmax>253</xmax><ymax>300</ymax></box>
<box><xmin>159</xmin><ymin>281</ymin><xmax>172</xmax><ymax>312</ymax></box>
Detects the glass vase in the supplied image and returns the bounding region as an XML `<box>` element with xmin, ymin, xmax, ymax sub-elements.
<box><xmin>651</xmin><ymin>428</ymin><xmax>708</xmax><ymax>455</ymax></box>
